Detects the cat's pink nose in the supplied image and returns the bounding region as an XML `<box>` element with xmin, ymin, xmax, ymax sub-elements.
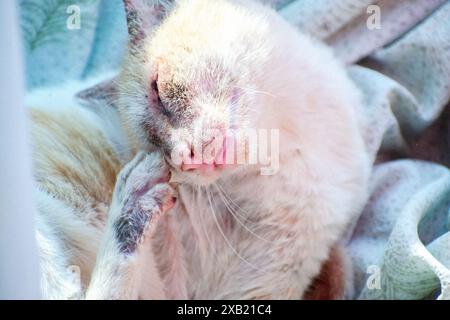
<box><xmin>180</xmin><ymin>136</ymin><xmax>226</xmax><ymax>172</ymax></box>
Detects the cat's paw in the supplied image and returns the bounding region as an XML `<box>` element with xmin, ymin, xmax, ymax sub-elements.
<box><xmin>112</xmin><ymin>151</ymin><xmax>176</xmax><ymax>254</ymax></box>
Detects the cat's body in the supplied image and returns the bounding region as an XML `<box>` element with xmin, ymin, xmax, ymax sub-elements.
<box><xmin>30</xmin><ymin>0</ymin><xmax>370</xmax><ymax>299</ymax></box>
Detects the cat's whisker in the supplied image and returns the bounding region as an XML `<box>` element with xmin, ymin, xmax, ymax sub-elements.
<box><xmin>218</xmin><ymin>182</ymin><xmax>296</xmax><ymax>241</ymax></box>
<box><xmin>216</xmin><ymin>183</ymin><xmax>293</xmax><ymax>245</ymax></box>
<box><xmin>230</xmin><ymin>85</ymin><xmax>278</xmax><ymax>98</ymax></box>
<box><xmin>213</xmin><ymin>183</ymin><xmax>277</xmax><ymax>245</ymax></box>
<box><xmin>188</xmin><ymin>184</ymin><xmax>209</xmax><ymax>269</ymax></box>
<box><xmin>197</xmin><ymin>185</ymin><xmax>216</xmax><ymax>261</ymax></box>
<box><xmin>215</xmin><ymin>182</ymin><xmax>261</xmax><ymax>227</ymax></box>
<box><xmin>214</xmin><ymin>183</ymin><xmax>252</xmax><ymax>224</ymax></box>
<box><xmin>206</xmin><ymin>188</ymin><xmax>261</xmax><ymax>271</ymax></box>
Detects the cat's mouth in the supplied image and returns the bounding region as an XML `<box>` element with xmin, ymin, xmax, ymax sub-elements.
<box><xmin>180</xmin><ymin>161</ymin><xmax>226</xmax><ymax>172</ymax></box>
<box><xmin>162</xmin><ymin>135</ymin><xmax>227</xmax><ymax>183</ymax></box>
<box><xmin>166</xmin><ymin>158</ymin><xmax>228</xmax><ymax>186</ymax></box>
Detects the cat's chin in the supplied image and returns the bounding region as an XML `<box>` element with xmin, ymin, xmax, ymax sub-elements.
<box><xmin>186</xmin><ymin>173</ymin><xmax>221</xmax><ymax>186</ymax></box>
<box><xmin>169</xmin><ymin>164</ymin><xmax>237</xmax><ymax>186</ymax></box>
<box><xmin>177</xmin><ymin>167</ymin><xmax>223</xmax><ymax>186</ymax></box>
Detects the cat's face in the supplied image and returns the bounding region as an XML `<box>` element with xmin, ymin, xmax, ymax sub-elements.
<box><xmin>133</xmin><ymin>53</ymin><xmax>245</xmax><ymax>185</ymax></box>
<box><xmin>118</xmin><ymin>0</ymin><xmax>265</xmax><ymax>185</ymax></box>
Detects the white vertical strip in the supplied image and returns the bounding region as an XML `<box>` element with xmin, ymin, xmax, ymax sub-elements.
<box><xmin>0</xmin><ymin>1</ymin><xmax>41</xmax><ymax>299</ymax></box>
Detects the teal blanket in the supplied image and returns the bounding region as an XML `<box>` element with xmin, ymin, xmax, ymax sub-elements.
<box><xmin>20</xmin><ymin>0</ymin><xmax>450</xmax><ymax>299</ymax></box>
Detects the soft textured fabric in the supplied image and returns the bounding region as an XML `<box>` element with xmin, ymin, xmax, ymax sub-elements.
<box><xmin>19</xmin><ymin>0</ymin><xmax>450</xmax><ymax>299</ymax></box>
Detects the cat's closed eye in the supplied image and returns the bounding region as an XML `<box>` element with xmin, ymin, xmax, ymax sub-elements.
<box><xmin>149</xmin><ymin>78</ymin><xmax>171</xmax><ymax>117</ymax></box>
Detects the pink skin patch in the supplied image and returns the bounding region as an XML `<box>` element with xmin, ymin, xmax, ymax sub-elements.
<box><xmin>163</xmin><ymin>194</ymin><xmax>176</xmax><ymax>212</ymax></box>
<box><xmin>180</xmin><ymin>136</ymin><xmax>237</xmax><ymax>173</ymax></box>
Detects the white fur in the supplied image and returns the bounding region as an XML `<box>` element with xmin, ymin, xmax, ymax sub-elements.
<box><xmin>32</xmin><ymin>0</ymin><xmax>370</xmax><ymax>299</ymax></box>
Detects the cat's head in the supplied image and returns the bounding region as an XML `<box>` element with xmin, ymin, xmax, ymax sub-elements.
<box><xmin>82</xmin><ymin>0</ymin><xmax>280</xmax><ymax>185</ymax></box>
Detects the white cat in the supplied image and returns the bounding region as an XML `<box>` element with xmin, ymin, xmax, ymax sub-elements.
<box><xmin>31</xmin><ymin>0</ymin><xmax>370</xmax><ymax>299</ymax></box>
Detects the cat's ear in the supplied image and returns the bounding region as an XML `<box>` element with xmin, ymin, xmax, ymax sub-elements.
<box><xmin>76</xmin><ymin>77</ymin><xmax>119</xmax><ymax>108</ymax></box>
<box><xmin>123</xmin><ymin>0</ymin><xmax>175</xmax><ymax>47</ymax></box>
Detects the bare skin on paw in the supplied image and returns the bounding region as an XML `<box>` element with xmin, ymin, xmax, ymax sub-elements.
<box><xmin>113</xmin><ymin>151</ymin><xmax>176</xmax><ymax>254</ymax></box>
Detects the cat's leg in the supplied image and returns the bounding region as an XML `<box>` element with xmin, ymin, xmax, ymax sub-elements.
<box><xmin>303</xmin><ymin>244</ymin><xmax>353</xmax><ymax>300</ymax></box>
<box><xmin>277</xmin><ymin>222</ymin><xmax>351</xmax><ymax>300</ymax></box>
<box><xmin>86</xmin><ymin>151</ymin><xmax>175</xmax><ymax>299</ymax></box>
<box><xmin>36</xmin><ymin>217</ymin><xmax>84</xmax><ymax>299</ymax></box>
<box><xmin>36</xmin><ymin>189</ymin><xmax>99</xmax><ymax>299</ymax></box>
